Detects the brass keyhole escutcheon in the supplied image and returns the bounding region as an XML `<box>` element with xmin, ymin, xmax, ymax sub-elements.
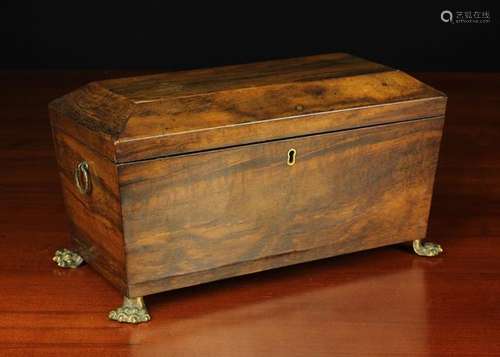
<box><xmin>74</xmin><ymin>161</ymin><xmax>91</xmax><ymax>195</ymax></box>
<box><xmin>287</xmin><ymin>148</ymin><xmax>297</xmax><ymax>166</ymax></box>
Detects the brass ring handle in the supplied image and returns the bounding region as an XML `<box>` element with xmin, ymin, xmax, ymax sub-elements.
<box><xmin>74</xmin><ymin>161</ymin><xmax>91</xmax><ymax>195</ymax></box>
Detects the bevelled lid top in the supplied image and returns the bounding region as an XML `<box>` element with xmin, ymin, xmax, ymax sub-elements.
<box><xmin>49</xmin><ymin>53</ymin><xmax>446</xmax><ymax>163</ymax></box>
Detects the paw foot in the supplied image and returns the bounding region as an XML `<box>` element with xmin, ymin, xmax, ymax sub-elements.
<box><xmin>413</xmin><ymin>240</ymin><xmax>443</xmax><ymax>257</ymax></box>
<box><xmin>108</xmin><ymin>297</ymin><xmax>151</xmax><ymax>324</ymax></box>
<box><xmin>53</xmin><ymin>248</ymin><xmax>84</xmax><ymax>268</ymax></box>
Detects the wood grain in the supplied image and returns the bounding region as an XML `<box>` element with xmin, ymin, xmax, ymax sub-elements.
<box><xmin>0</xmin><ymin>71</ymin><xmax>499</xmax><ymax>356</ymax></box>
<box><xmin>116</xmin><ymin>72</ymin><xmax>446</xmax><ymax>162</ymax></box>
<box><xmin>49</xmin><ymin>53</ymin><xmax>446</xmax><ymax>162</ymax></box>
<box><xmin>99</xmin><ymin>52</ymin><xmax>390</xmax><ymax>102</ymax></box>
<box><xmin>47</xmin><ymin>54</ymin><xmax>447</xmax><ymax>299</ymax></box>
<box><xmin>51</xmin><ymin>126</ymin><xmax>127</xmax><ymax>293</ymax></box>
<box><xmin>120</xmin><ymin>117</ymin><xmax>443</xmax><ymax>297</ymax></box>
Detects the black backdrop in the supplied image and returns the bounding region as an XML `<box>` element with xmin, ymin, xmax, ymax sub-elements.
<box><xmin>1</xmin><ymin>1</ymin><xmax>498</xmax><ymax>71</ymax></box>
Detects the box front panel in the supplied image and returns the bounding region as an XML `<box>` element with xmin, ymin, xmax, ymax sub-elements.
<box><xmin>119</xmin><ymin>117</ymin><xmax>444</xmax><ymax>291</ymax></box>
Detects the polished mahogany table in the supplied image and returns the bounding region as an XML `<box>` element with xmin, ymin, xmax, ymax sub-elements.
<box><xmin>1</xmin><ymin>71</ymin><xmax>499</xmax><ymax>356</ymax></box>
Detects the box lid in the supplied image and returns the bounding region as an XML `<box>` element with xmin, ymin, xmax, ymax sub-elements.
<box><xmin>49</xmin><ymin>53</ymin><xmax>446</xmax><ymax>163</ymax></box>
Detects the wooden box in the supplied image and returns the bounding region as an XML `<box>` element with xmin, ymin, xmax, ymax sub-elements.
<box><xmin>49</xmin><ymin>53</ymin><xmax>446</xmax><ymax>323</ymax></box>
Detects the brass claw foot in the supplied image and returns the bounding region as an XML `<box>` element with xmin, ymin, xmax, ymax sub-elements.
<box><xmin>53</xmin><ymin>248</ymin><xmax>84</xmax><ymax>268</ymax></box>
<box><xmin>412</xmin><ymin>239</ymin><xmax>443</xmax><ymax>257</ymax></box>
<box><xmin>108</xmin><ymin>296</ymin><xmax>151</xmax><ymax>324</ymax></box>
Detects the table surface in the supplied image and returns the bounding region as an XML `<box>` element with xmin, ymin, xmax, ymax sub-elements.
<box><xmin>0</xmin><ymin>71</ymin><xmax>499</xmax><ymax>356</ymax></box>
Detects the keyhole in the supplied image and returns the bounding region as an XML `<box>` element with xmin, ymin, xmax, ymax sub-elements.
<box><xmin>287</xmin><ymin>148</ymin><xmax>297</xmax><ymax>166</ymax></box>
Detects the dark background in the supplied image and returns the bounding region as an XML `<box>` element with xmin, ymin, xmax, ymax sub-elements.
<box><xmin>0</xmin><ymin>1</ymin><xmax>498</xmax><ymax>71</ymax></box>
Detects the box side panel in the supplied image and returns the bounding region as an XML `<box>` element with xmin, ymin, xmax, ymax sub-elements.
<box><xmin>51</xmin><ymin>123</ymin><xmax>127</xmax><ymax>294</ymax></box>
<box><xmin>119</xmin><ymin>117</ymin><xmax>444</xmax><ymax>297</ymax></box>
<box><xmin>50</xmin><ymin>107</ymin><xmax>117</xmax><ymax>162</ymax></box>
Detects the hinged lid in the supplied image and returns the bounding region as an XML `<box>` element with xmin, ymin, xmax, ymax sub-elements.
<box><xmin>49</xmin><ymin>53</ymin><xmax>446</xmax><ymax>163</ymax></box>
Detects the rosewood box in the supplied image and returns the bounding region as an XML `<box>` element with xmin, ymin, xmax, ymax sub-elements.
<box><xmin>49</xmin><ymin>53</ymin><xmax>446</xmax><ymax>323</ymax></box>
